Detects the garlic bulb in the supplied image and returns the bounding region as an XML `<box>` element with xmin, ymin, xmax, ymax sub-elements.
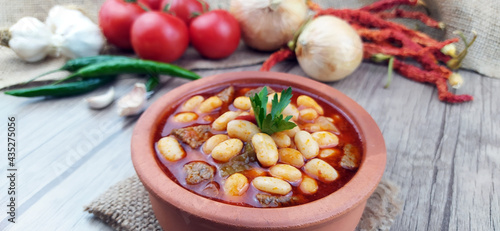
<box><xmin>6</xmin><ymin>17</ymin><xmax>53</xmax><ymax>62</ymax></box>
<box><xmin>117</xmin><ymin>83</ymin><xmax>147</xmax><ymax>116</ymax></box>
<box><xmin>230</xmin><ymin>0</ymin><xmax>307</xmax><ymax>51</ymax></box>
<box><xmin>45</xmin><ymin>6</ymin><xmax>104</xmax><ymax>59</ymax></box>
<box><xmin>295</xmin><ymin>16</ymin><xmax>363</xmax><ymax>82</ymax></box>
<box><xmin>1</xmin><ymin>5</ymin><xmax>104</xmax><ymax>62</ymax></box>
<box><xmin>85</xmin><ymin>87</ymin><xmax>115</xmax><ymax>109</ymax></box>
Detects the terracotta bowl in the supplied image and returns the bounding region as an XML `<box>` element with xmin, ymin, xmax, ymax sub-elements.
<box><xmin>131</xmin><ymin>71</ymin><xmax>386</xmax><ymax>231</ymax></box>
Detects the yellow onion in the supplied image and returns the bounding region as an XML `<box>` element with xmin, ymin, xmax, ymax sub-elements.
<box><xmin>230</xmin><ymin>0</ymin><xmax>308</xmax><ymax>51</ymax></box>
<box><xmin>295</xmin><ymin>16</ymin><xmax>363</xmax><ymax>82</ymax></box>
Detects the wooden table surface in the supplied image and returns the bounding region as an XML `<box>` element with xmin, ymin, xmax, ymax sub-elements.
<box><xmin>0</xmin><ymin>61</ymin><xmax>498</xmax><ymax>231</ymax></box>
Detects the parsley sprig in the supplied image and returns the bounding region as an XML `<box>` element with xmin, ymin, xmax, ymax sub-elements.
<box><xmin>249</xmin><ymin>87</ymin><xmax>297</xmax><ymax>135</ymax></box>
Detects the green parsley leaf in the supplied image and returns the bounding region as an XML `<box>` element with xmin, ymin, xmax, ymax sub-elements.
<box><xmin>249</xmin><ymin>86</ymin><xmax>297</xmax><ymax>135</ymax></box>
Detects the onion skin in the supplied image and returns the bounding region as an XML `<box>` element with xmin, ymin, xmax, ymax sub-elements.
<box><xmin>230</xmin><ymin>0</ymin><xmax>307</xmax><ymax>52</ymax></box>
<box><xmin>295</xmin><ymin>16</ymin><xmax>363</xmax><ymax>82</ymax></box>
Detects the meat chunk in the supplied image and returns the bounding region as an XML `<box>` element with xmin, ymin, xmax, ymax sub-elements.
<box><xmin>341</xmin><ymin>144</ymin><xmax>360</xmax><ymax>170</ymax></box>
<box><xmin>219</xmin><ymin>142</ymin><xmax>257</xmax><ymax>177</ymax></box>
<box><xmin>256</xmin><ymin>194</ymin><xmax>305</xmax><ymax>208</ymax></box>
<box><xmin>216</xmin><ymin>86</ymin><xmax>235</xmax><ymax>104</ymax></box>
<box><xmin>172</xmin><ymin>125</ymin><xmax>212</xmax><ymax>149</ymax></box>
<box><xmin>244</xmin><ymin>86</ymin><xmax>275</xmax><ymax>97</ymax></box>
<box><xmin>183</xmin><ymin>161</ymin><xmax>215</xmax><ymax>185</ymax></box>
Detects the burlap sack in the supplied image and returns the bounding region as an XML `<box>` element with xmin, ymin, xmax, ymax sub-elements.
<box><xmin>84</xmin><ymin>176</ymin><xmax>402</xmax><ymax>231</ymax></box>
<box><xmin>0</xmin><ymin>0</ymin><xmax>498</xmax><ymax>88</ymax></box>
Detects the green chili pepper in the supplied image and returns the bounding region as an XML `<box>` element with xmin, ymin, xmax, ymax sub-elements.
<box><xmin>26</xmin><ymin>56</ymin><xmax>132</xmax><ymax>84</ymax></box>
<box><xmin>145</xmin><ymin>75</ymin><xmax>160</xmax><ymax>92</ymax></box>
<box><xmin>53</xmin><ymin>58</ymin><xmax>200</xmax><ymax>85</ymax></box>
<box><xmin>5</xmin><ymin>77</ymin><xmax>115</xmax><ymax>97</ymax></box>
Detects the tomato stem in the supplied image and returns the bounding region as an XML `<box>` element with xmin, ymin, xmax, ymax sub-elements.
<box><xmin>191</xmin><ymin>12</ymin><xmax>201</xmax><ymax>18</ymax></box>
<box><xmin>196</xmin><ymin>0</ymin><xmax>209</xmax><ymax>13</ymax></box>
<box><xmin>138</xmin><ymin>2</ymin><xmax>150</xmax><ymax>11</ymax></box>
<box><xmin>124</xmin><ymin>0</ymin><xmax>137</xmax><ymax>3</ymax></box>
<box><xmin>162</xmin><ymin>3</ymin><xmax>171</xmax><ymax>13</ymax></box>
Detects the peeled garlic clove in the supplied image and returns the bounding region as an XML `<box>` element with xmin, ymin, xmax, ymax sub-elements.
<box><xmin>117</xmin><ymin>83</ymin><xmax>147</xmax><ymax>116</ymax></box>
<box><xmin>7</xmin><ymin>17</ymin><xmax>52</xmax><ymax>62</ymax></box>
<box><xmin>45</xmin><ymin>5</ymin><xmax>104</xmax><ymax>58</ymax></box>
<box><xmin>85</xmin><ymin>87</ymin><xmax>115</xmax><ymax>109</ymax></box>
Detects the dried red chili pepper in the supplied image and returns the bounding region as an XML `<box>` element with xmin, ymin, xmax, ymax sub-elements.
<box><xmin>316</xmin><ymin>9</ymin><xmax>440</xmax><ymax>47</ymax></box>
<box><xmin>360</xmin><ymin>0</ymin><xmax>422</xmax><ymax>12</ymax></box>
<box><xmin>363</xmin><ymin>43</ymin><xmax>417</xmax><ymax>58</ymax></box>
<box><xmin>376</xmin><ymin>9</ymin><xmax>445</xmax><ymax>29</ymax></box>
<box><xmin>261</xmin><ymin>0</ymin><xmax>473</xmax><ymax>103</ymax></box>
<box><xmin>260</xmin><ymin>49</ymin><xmax>294</xmax><ymax>72</ymax></box>
<box><xmin>392</xmin><ymin>59</ymin><xmax>472</xmax><ymax>103</ymax></box>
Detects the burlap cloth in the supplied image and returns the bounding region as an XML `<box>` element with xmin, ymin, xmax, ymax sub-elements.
<box><xmin>84</xmin><ymin>176</ymin><xmax>402</xmax><ymax>231</ymax></box>
<box><xmin>0</xmin><ymin>0</ymin><xmax>499</xmax><ymax>89</ymax></box>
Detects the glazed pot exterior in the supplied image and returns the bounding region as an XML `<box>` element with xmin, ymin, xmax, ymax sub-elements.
<box><xmin>132</xmin><ymin>71</ymin><xmax>386</xmax><ymax>231</ymax></box>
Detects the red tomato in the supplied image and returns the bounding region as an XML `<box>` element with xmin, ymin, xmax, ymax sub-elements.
<box><xmin>189</xmin><ymin>10</ymin><xmax>241</xmax><ymax>59</ymax></box>
<box><xmin>99</xmin><ymin>0</ymin><xmax>145</xmax><ymax>50</ymax></box>
<box><xmin>160</xmin><ymin>0</ymin><xmax>208</xmax><ymax>25</ymax></box>
<box><xmin>131</xmin><ymin>12</ymin><xmax>189</xmax><ymax>63</ymax></box>
<box><xmin>138</xmin><ymin>0</ymin><xmax>162</xmax><ymax>11</ymax></box>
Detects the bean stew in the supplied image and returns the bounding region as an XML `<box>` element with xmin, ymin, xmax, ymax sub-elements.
<box><xmin>154</xmin><ymin>84</ymin><xmax>362</xmax><ymax>208</ymax></box>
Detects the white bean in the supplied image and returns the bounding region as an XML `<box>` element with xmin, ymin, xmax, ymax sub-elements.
<box><xmin>303</xmin><ymin>116</ymin><xmax>340</xmax><ymax>133</ymax></box>
<box><xmin>212</xmin><ymin>111</ymin><xmax>240</xmax><ymax>131</ymax></box>
<box><xmin>157</xmin><ymin>136</ymin><xmax>185</xmax><ymax>161</ymax></box>
<box><xmin>227</xmin><ymin>120</ymin><xmax>260</xmax><ymax>142</ymax></box>
<box><xmin>244</xmin><ymin>168</ymin><xmax>267</xmax><ymax>179</ymax></box>
<box><xmin>318</xmin><ymin>148</ymin><xmax>341</xmax><ymax>158</ymax></box>
<box><xmin>299</xmin><ymin>175</ymin><xmax>318</xmax><ymax>195</ymax></box>
<box><xmin>297</xmin><ymin>95</ymin><xmax>324</xmax><ymax>115</ymax></box>
<box><xmin>252</xmin><ymin>133</ymin><xmax>279</xmax><ymax>167</ymax></box>
<box><xmin>282</xmin><ymin>123</ymin><xmax>300</xmax><ymax>138</ymax></box>
<box><xmin>299</xmin><ymin>108</ymin><xmax>319</xmax><ymax>122</ymax></box>
<box><xmin>252</xmin><ymin>176</ymin><xmax>292</xmax><ymax>195</ymax></box>
<box><xmin>182</xmin><ymin>95</ymin><xmax>204</xmax><ymax>111</ymax></box>
<box><xmin>271</xmin><ymin>132</ymin><xmax>291</xmax><ymax>148</ymax></box>
<box><xmin>199</xmin><ymin>96</ymin><xmax>223</xmax><ymax>113</ymax></box>
<box><xmin>239</xmin><ymin>111</ymin><xmax>251</xmax><ymax>116</ymax></box>
<box><xmin>311</xmin><ymin>131</ymin><xmax>339</xmax><ymax>148</ymax></box>
<box><xmin>266</xmin><ymin>92</ymin><xmax>282</xmax><ymax>112</ymax></box>
<box><xmin>278</xmin><ymin>148</ymin><xmax>305</xmax><ymax>168</ymax></box>
<box><xmin>294</xmin><ymin>131</ymin><xmax>319</xmax><ymax>159</ymax></box>
<box><xmin>173</xmin><ymin>112</ymin><xmax>198</xmax><ymax>123</ymax></box>
<box><xmin>202</xmin><ymin>134</ymin><xmax>229</xmax><ymax>154</ymax></box>
<box><xmin>211</xmin><ymin>139</ymin><xmax>243</xmax><ymax>162</ymax></box>
<box><xmin>269</xmin><ymin>164</ymin><xmax>302</xmax><ymax>182</ymax></box>
<box><xmin>282</xmin><ymin>104</ymin><xmax>299</xmax><ymax>121</ymax></box>
<box><xmin>233</xmin><ymin>96</ymin><xmax>251</xmax><ymax>110</ymax></box>
<box><xmin>304</xmin><ymin>158</ymin><xmax>338</xmax><ymax>182</ymax></box>
<box><xmin>224</xmin><ymin>173</ymin><xmax>249</xmax><ymax>196</ymax></box>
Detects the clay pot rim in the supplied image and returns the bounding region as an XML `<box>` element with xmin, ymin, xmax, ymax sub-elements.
<box><xmin>132</xmin><ymin>71</ymin><xmax>386</xmax><ymax>229</ymax></box>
